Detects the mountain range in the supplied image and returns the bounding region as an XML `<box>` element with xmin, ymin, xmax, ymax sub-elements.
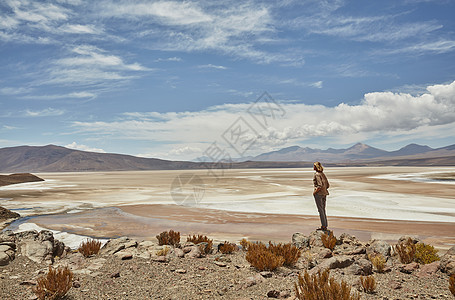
<box><xmin>0</xmin><ymin>143</ymin><xmax>454</xmax><ymax>173</ymax></box>
<box><xmin>248</xmin><ymin>143</ymin><xmax>455</xmax><ymax>163</ymax></box>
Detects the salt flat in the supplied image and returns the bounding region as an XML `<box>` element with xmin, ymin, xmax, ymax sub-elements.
<box><xmin>1</xmin><ymin>167</ymin><xmax>454</xmax><ymax>249</ymax></box>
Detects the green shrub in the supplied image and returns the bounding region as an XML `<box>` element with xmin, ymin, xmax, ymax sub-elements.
<box><xmin>414</xmin><ymin>243</ymin><xmax>440</xmax><ymax>264</ymax></box>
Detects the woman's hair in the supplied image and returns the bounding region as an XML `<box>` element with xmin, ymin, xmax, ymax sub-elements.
<box><xmin>314</xmin><ymin>161</ymin><xmax>324</xmax><ymax>172</ymax></box>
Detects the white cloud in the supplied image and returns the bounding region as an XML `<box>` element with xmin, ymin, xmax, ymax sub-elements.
<box><xmin>154</xmin><ymin>57</ymin><xmax>182</xmax><ymax>62</ymax></box>
<box><xmin>65</xmin><ymin>142</ymin><xmax>106</xmax><ymax>153</ymax></box>
<box><xmin>25</xmin><ymin>108</ymin><xmax>65</xmax><ymax>117</ymax></box>
<box><xmin>197</xmin><ymin>64</ymin><xmax>227</xmax><ymax>70</ymax></box>
<box><xmin>58</xmin><ymin>24</ymin><xmax>103</xmax><ymax>35</ymax></box>
<box><xmin>381</xmin><ymin>40</ymin><xmax>455</xmax><ymax>55</ymax></box>
<box><xmin>71</xmin><ymin>81</ymin><xmax>455</xmax><ymax>159</ymax></box>
<box><xmin>310</xmin><ymin>81</ymin><xmax>323</xmax><ymax>88</ymax></box>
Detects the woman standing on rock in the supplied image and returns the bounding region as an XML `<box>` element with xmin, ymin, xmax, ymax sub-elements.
<box><xmin>313</xmin><ymin>161</ymin><xmax>330</xmax><ymax>231</ymax></box>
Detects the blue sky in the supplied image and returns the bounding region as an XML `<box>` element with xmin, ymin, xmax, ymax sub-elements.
<box><xmin>0</xmin><ymin>0</ymin><xmax>454</xmax><ymax>160</ymax></box>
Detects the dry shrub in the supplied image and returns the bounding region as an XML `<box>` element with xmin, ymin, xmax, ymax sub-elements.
<box><xmin>394</xmin><ymin>238</ymin><xmax>416</xmax><ymax>264</ymax></box>
<box><xmin>219</xmin><ymin>241</ymin><xmax>237</xmax><ymax>254</ymax></box>
<box><xmin>414</xmin><ymin>243</ymin><xmax>440</xmax><ymax>264</ymax></box>
<box><xmin>33</xmin><ymin>266</ymin><xmax>73</xmax><ymax>300</ymax></box>
<box><xmin>78</xmin><ymin>239</ymin><xmax>102</xmax><ymax>257</ymax></box>
<box><xmin>321</xmin><ymin>231</ymin><xmax>337</xmax><ymax>251</ymax></box>
<box><xmin>450</xmin><ymin>275</ymin><xmax>455</xmax><ymax>296</ymax></box>
<box><xmin>360</xmin><ymin>275</ymin><xmax>376</xmax><ymax>294</ymax></box>
<box><xmin>368</xmin><ymin>253</ymin><xmax>386</xmax><ymax>273</ymax></box>
<box><xmin>156</xmin><ymin>230</ymin><xmax>180</xmax><ymax>246</ymax></box>
<box><xmin>295</xmin><ymin>269</ymin><xmax>360</xmax><ymax>300</ymax></box>
<box><xmin>156</xmin><ymin>246</ymin><xmax>170</xmax><ymax>256</ymax></box>
<box><xmin>268</xmin><ymin>242</ymin><xmax>301</xmax><ymax>267</ymax></box>
<box><xmin>246</xmin><ymin>242</ymin><xmax>284</xmax><ymax>271</ymax></box>
<box><xmin>187</xmin><ymin>234</ymin><xmax>213</xmax><ymax>254</ymax></box>
<box><xmin>240</xmin><ymin>238</ymin><xmax>250</xmax><ymax>251</ymax></box>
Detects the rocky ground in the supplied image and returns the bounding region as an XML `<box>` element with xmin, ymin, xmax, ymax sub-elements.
<box><xmin>0</xmin><ymin>228</ymin><xmax>454</xmax><ymax>300</ymax></box>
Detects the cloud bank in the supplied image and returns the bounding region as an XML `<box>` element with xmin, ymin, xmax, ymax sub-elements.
<box><xmin>71</xmin><ymin>81</ymin><xmax>455</xmax><ymax>159</ymax></box>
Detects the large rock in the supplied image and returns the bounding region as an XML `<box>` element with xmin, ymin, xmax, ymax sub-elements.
<box><xmin>292</xmin><ymin>233</ymin><xmax>309</xmax><ymax>249</ymax></box>
<box><xmin>17</xmin><ymin>230</ymin><xmax>66</xmax><ymax>264</ymax></box>
<box><xmin>0</xmin><ymin>251</ymin><xmax>11</xmax><ymax>266</ymax></box>
<box><xmin>312</xmin><ymin>255</ymin><xmax>354</xmax><ymax>274</ymax></box>
<box><xmin>347</xmin><ymin>258</ymin><xmax>373</xmax><ymax>275</ymax></box>
<box><xmin>0</xmin><ymin>230</ymin><xmax>16</xmax><ymax>243</ymax></box>
<box><xmin>398</xmin><ymin>235</ymin><xmax>421</xmax><ymax>245</ymax></box>
<box><xmin>100</xmin><ymin>237</ymin><xmax>137</xmax><ymax>255</ymax></box>
<box><xmin>0</xmin><ymin>206</ymin><xmax>20</xmax><ymax>220</ymax></box>
<box><xmin>366</xmin><ymin>240</ymin><xmax>391</xmax><ymax>258</ymax></box>
<box><xmin>440</xmin><ymin>246</ymin><xmax>455</xmax><ymax>275</ymax></box>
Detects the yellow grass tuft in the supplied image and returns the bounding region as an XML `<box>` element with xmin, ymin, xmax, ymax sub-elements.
<box><xmin>156</xmin><ymin>246</ymin><xmax>170</xmax><ymax>256</ymax></box>
<box><xmin>368</xmin><ymin>253</ymin><xmax>386</xmax><ymax>273</ymax></box>
<box><xmin>33</xmin><ymin>266</ymin><xmax>73</xmax><ymax>300</ymax></box>
<box><xmin>321</xmin><ymin>231</ymin><xmax>337</xmax><ymax>251</ymax></box>
<box><xmin>394</xmin><ymin>237</ymin><xmax>416</xmax><ymax>264</ymax></box>
<box><xmin>268</xmin><ymin>242</ymin><xmax>301</xmax><ymax>267</ymax></box>
<box><xmin>187</xmin><ymin>234</ymin><xmax>213</xmax><ymax>254</ymax></box>
<box><xmin>360</xmin><ymin>275</ymin><xmax>376</xmax><ymax>294</ymax></box>
<box><xmin>245</xmin><ymin>242</ymin><xmax>284</xmax><ymax>271</ymax></box>
<box><xmin>295</xmin><ymin>269</ymin><xmax>360</xmax><ymax>300</ymax></box>
<box><xmin>219</xmin><ymin>241</ymin><xmax>237</xmax><ymax>254</ymax></box>
<box><xmin>156</xmin><ymin>230</ymin><xmax>180</xmax><ymax>246</ymax></box>
<box><xmin>78</xmin><ymin>239</ymin><xmax>102</xmax><ymax>257</ymax></box>
<box><xmin>449</xmin><ymin>275</ymin><xmax>455</xmax><ymax>296</ymax></box>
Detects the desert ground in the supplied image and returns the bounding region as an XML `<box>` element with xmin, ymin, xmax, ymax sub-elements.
<box><xmin>1</xmin><ymin>167</ymin><xmax>454</xmax><ymax>250</ymax></box>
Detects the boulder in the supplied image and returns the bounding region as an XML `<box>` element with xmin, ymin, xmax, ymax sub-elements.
<box><xmin>100</xmin><ymin>237</ymin><xmax>137</xmax><ymax>255</ymax></box>
<box><xmin>16</xmin><ymin>230</ymin><xmax>65</xmax><ymax>264</ymax></box>
<box><xmin>292</xmin><ymin>233</ymin><xmax>309</xmax><ymax>249</ymax></box>
<box><xmin>309</xmin><ymin>231</ymin><xmax>326</xmax><ymax>248</ymax></box>
<box><xmin>187</xmin><ymin>246</ymin><xmax>202</xmax><ymax>258</ymax></box>
<box><xmin>312</xmin><ymin>255</ymin><xmax>354</xmax><ymax>274</ymax></box>
<box><xmin>0</xmin><ymin>251</ymin><xmax>11</xmax><ymax>266</ymax></box>
<box><xmin>346</xmin><ymin>258</ymin><xmax>373</xmax><ymax>275</ymax></box>
<box><xmin>440</xmin><ymin>246</ymin><xmax>455</xmax><ymax>275</ymax></box>
<box><xmin>417</xmin><ymin>261</ymin><xmax>440</xmax><ymax>278</ymax></box>
<box><xmin>366</xmin><ymin>240</ymin><xmax>391</xmax><ymax>258</ymax></box>
<box><xmin>0</xmin><ymin>230</ymin><xmax>16</xmax><ymax>243</ymax></box>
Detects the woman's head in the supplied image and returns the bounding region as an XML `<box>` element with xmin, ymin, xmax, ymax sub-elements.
<box><xmin>313</xmin><ymin>161</ymin><xmax>324</xmax><ymax>172</ymax></box>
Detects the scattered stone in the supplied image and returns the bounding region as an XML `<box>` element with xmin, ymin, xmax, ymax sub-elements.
<box><xmin>110</xmin><ymin>272</ymin><xmax>120</xmax><ymax>278</ymax></box>
<box><xmin>73</xmin><ymin>281</ymin><xmax>81</xmax><ymax>288</ymax></box>
<box><xmin>400</xmin><ymin>262</ymin><xmax>419</xmax><ymax>274</ymax></box>
<box><xmin>175</xmin><ymin>269</ymin><xmax>186</xmax><ymax>274</ymax></box>
<box><xmin>260</xmin><ymin>271</ymin><xmax>273</xmax><ymax>278</ymax></box>
<box><xmin>198</xmin><ymin>266</ymin><xmax>206</xmax><ymax>270</ymax></box>
<box><xmin>390</xmin><ymin>281</ymin><xmax>402</xmax><ymax>290</ymax></box>
<box><xmin>242</xmin><ymin>273</ymin><xmax>264</xmax><ymax>288</ymax></box>
<box><xmin>120</xmin><ymin>253</ymin><xmax>133</xmax><ymax>260</ymax></box>
<box><xmin>19</xmin><ymin>280</ymin><xmax>36</xmax><ymax>286</ymax></box>
<box><xmin>153</xmin><ymin>256</ymin><xmax>167</xmax><ymax>263</ymax></box>
<box><xmin>267</xmin><ymin>290</ymin><xmax>280</xmax><ymax>298</ymax></box>
<box><xmin>214</xmin><ymin>261</ymin><xmax>227</xmax><ymax>267</ymax></box>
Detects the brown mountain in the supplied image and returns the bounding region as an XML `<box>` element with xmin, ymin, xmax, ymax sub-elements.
<box><xmin>0</xmin><ymin>173</ymin><xmax>44</xmax><ymax>187</ymax></box>
<box><xmin>0</xmin><ymin>145</ymin><xmax>203</xmax><ymax>172</ymax></box>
